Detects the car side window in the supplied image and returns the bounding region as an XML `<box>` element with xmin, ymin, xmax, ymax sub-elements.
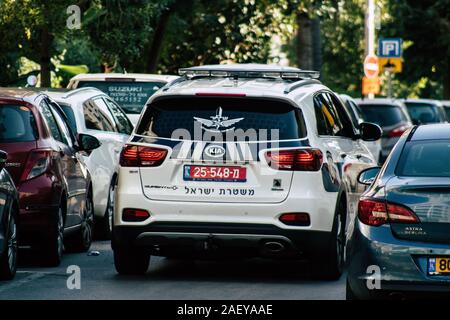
<box><xmin>49</xmin><ymin>104</ymin><xmax>74</xmax><ymax>147</ymax></box>
<box><xmin>103</xmin><ymin>98</ymin><xmax>133</xmax><ymax>135</ymax></box>
<box><xmin>38</xmin><ymin>100</ymin><xmax>64</xmax><ymax>143</ymax></box>
<box><xmin>314</xmin><ymin>93</ymin><xmax>345</xmax><ymax>136</ymax></box>
<box><xmin>326</xmin><ymin>93</ymin><xmax>355</xmax><ymax>137</ymax></box>
<box><xmin>83</xmin><ymin>98</ymin><xmax>116</xmax><ymax>132</ymax></box>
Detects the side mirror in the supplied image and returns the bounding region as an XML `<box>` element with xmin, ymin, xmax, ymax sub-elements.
<box><xmin>77</xmin><ymin>134</ymin><xmax>101</xmax><ymax>152</ymax></box>
<box><xmin>0</xmin><ymin>150</ymin><xmax>7</xmax><ymax>171</ymax></box>
<box><xmin>359</xmin><ymin>122</ymin><xmax>382</xmax><ymax>141</ymax></box>
<box><xmin>357</xmin><ymin>166</ymin><xmax>381</xmax><ymax>185</ymax></box>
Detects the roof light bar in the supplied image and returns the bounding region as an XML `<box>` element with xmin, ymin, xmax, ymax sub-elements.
<box><xmin>179</xmin><ymin>67</ymin><xmax>320</xmax><ymax>80</ymax></box>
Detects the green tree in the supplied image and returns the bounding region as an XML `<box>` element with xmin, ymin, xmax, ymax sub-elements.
<box><xmin>12</xmin><ymin>0</ymin><xmax>75</xmax><ymax>87</ymax></box>
<box><xmin>156</xmin><ymin>0</ymin><xmax>283</xmax><ymax>74</ymax></box>
<box><xmin>0</xmin><ymin>0</ymin><xmax>23</xmax><ymax>85</ymax></box>
<box><xmin>84</xmin><ymin>0</ymin><xmax>163</xmax><ymax>72</ymax></box>
<box><xmin>384</xmin><ymin>0</ymin><xmax>450</xmax><ymax>99</ymax></box>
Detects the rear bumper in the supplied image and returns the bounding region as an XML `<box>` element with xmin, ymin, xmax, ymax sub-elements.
<box><xmin>112</xmin><ymin>222</ymin><xmax>332</xmax><ymax>259</ymax></box>
<box><xmin>347</xmin><ymin>221</ymin><xmax>450</xmax><ymax>299</ymax></box>
<box><xmin>114</xmin><ymin>168</ymin><xmax>338</xmax><ymax>232</ymax></box>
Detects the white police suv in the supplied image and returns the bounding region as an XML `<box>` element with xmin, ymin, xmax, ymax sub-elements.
<box><xmin>112</xmin><ymin>64</ymin><xmax>382</xmax><ymax>278</ymax></box>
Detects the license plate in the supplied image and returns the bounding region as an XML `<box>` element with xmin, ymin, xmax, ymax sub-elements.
<box><xmin>183</xmin><ymin>165</ymin><xmax>246</xmax><ymax>182</ymax></box>
<box><xmin>428</xmin><ymin>257</ymin><xmax>450</xmax><ymax>275</ymax></box>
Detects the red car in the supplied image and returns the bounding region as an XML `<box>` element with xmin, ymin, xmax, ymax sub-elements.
<box><xmin>0</xmin><ymin>88</ymin><xmax>100</xmax><ymax>266</ymax></box>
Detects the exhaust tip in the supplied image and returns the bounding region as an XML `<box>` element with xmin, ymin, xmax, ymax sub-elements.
<box><xmin>264</xmin><ymin>241</ymin><xmax>285</xmax><ymax>253</ymax></box>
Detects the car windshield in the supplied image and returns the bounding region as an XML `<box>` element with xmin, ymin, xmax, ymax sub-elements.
<box><xmin>359</xmin><ymin>104</ymin><xmax>407</xmax><ymax>127</ymax></box>
<box><xmin>0</xmin><ymin>104</ymin><xmax>38</xmax><ymax>142</ymax></box>
<box><xmin>77</xmin><ymin>80</ymin><xmax>166</xmax><ymax>114</ymax></box>
<box><xmin>445</xmin><ymin>107</ymin><xmax>450</xmax><ymax>121</ymax></box>
<box><xmin>137</xmin><ymin>97</ymin><xmax>307</xmax><ymax>141</ymax></box>
<box><xmin>396</xmin><ymin>140</ymin><xmax>450</xmax><ymax>177</ymax></box>
<box><xmin>404</xmin><ymin>102</ymin><xmax>445</xmax><ymax>124</ymax></box>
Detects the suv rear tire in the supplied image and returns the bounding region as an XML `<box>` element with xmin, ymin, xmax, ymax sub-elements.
<box><xmin>114</xmin><ymin>247</ymin><xmax>150</xmax><ymax>275</ymax></box>
<box><xmin>312</xmin><ymin>200</ymin><xmax>345</xmax><ymax>280</ymax></box>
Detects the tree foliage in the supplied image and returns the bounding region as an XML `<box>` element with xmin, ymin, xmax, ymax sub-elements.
<box><xmin>0</xmin><ymin>0</ymin><xmax>447</xmax><ymax>98</ymax></box>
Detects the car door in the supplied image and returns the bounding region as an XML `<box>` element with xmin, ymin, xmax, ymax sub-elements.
<box><xmin>313</xmin><ymin>92</ymin><xmax>373</xmax><ymax>225</ymax></box>
<box><xmin>327</xmin><ymin>93</ymin><xmax>375</xmax><ymax>206</ymax></box>
<box><xmin>41</xmin><ymin>99</ymin><xmax>87</xmax><ymax>227</ymax></box>
<box><xmin>81</xmin><ymin>97</ymin><xmax>124</xmax><ymax>214</ymax></box>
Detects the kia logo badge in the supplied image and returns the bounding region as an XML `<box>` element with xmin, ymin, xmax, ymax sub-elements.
<box><xmin>205</xmin><ymin>145</ymin><xmax>226</xmax><ymax>158</ymax></box>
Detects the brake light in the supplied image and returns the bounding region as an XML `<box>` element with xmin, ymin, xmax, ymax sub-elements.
<box><xmin>122</xmin><ymin>209</ymin><xmax>150</xmax><ymax>222</ymax></box>
<box><xmin>195</xmin><ymin>93</ymin><xmax>246</xmax><ymax>97</ymax></box>
<box><xmin>388</xmin><ymin>126</ymin><xmax>408</xmax><ymax>137</ymax></box>
<box><xmin>279</xmin><ymin>213</ymin><xmax>310</xmax><ymax>226</ymax></box>
<box><xmin>265</xmin><ymin>149</ymin><xmax>323</xmax><ymax>171</ymax></box>
<box><xmin>120</xmin><ymin>145</ymin><xmax>168</xmax><ymax>167</ymax></box>
<box><xmin>21</xmin><ymin>149</ymin><xmax>52</xmax><ymax>181</ymax></box>
<box><xmin>358</xmin><ymin>198</ymin><xmax>420</xmax><ymax>226</ymax></box>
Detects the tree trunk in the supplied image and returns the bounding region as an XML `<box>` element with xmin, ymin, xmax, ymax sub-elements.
<box><xmin>40</xmin><ymin>27</ymin><xmax>52</xmax><ymax>87</ymax></box>
<box><xmin>147</xmin><ymin>7</ymin><xmax>173</xmax><ymax>73</ymax></box>
<box><xmin>311</xmin><ymin>18</ymin><xmax>322</xmax><ymax>72</ymax></box>
<box><xmin>444</xmin><ymin>58</ymin><xmax>450</xmax><ymax>99</ymax></box>
<box><xmin>297</xmin><ymin>13</ymin><xmax>314</xmax><ymax>70</ymax></box>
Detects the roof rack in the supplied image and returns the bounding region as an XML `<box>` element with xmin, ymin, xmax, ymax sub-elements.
<box><xmin>284</xmin><ymin>79</ymin><xmax>322</xmax><ymax>94</ymax></box>
<box><xmin>178</xmin><ymin>65</ymin><xmax>320</xmax><ymax>81</ymax></box>
<box><xmin>63</xmin><ymin>87</ymin><xmax>103</xmax><ymax>98</ymax></box>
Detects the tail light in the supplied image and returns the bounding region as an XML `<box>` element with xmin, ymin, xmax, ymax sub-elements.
<box><xmin>21</xmin><ymin>149</ymin><xmax>52</xmax><ymax>181</ymax></box>
<box><xmin>265</xmin><ymin>148</ymin><xmax>323</xmax><ymax>171</ymax></box>
<box><xmin>122</xmin><ymin>208</ymin><xmax>150</xmax><ymax>222</ymax></box>
<box><xmin>120</xmin><ymin>145</ymin><xmax>168</xmax><ymax>167</ymax></box>
<box><xmin>279</xmin><ymin>213</ymin><xmax>310</xmax><ymax>226</ymax></box>
<box><xmin>388</xmin><ymin>125</ymin><xmax>408</xmax><ymax>137</ymax></box>
<box><xmin>358</xmin><ymin>198</ymin><xmax>420</xmax><ymax>226</ymax></box>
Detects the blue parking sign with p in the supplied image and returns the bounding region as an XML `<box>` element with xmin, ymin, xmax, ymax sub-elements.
<box><xmin>379</xmin><ymin>38</ymin><xmax>402</xmax><ymax>58</ymax></box>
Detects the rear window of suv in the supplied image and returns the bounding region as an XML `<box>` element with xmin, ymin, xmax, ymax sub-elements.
<box><xmin>0</xmin><ymin>105</ymin><xmax>38</xmax><ymax>142</ymax></box>
<box><xmin>359</xmin><ymin>104</ymin><xmax>407</xmax><ymax>127</ymax></box>
<box><xmin>396</xmin><ymin>140</ymin><xmax>450</xmax><ymax>177</ymax></box>
<box><xmin>404</xmin><ymin>102</ymin><xmax>446</xmax><ymax>124</ymax></box>
<box><xmin>77</xmin><ymin>81</ymin><xmax>165</xmax><ymax>114</ymax></box>
<box><xmin>137</xmin><ymin>97</ymin><xmax>307</xmax><ymax>141</ymax></box>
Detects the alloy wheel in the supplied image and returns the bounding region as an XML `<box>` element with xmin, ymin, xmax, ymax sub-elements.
<box><xmin>82</xmin><ymin>194</ymin><xmax>94</xmax><ymax>247</ymax></box>
<box><xmin>7</xmin><ymin>215</ymin><xmax>17</xmax><ymax>273</ymax></box>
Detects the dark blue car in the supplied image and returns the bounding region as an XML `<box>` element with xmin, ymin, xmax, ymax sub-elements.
<box><xmin>347</xmin><ymin>124</ymin><xmax>450</xmax><ymax>299</ymax></box>
<box><xmin>0</xmin><ymin>150</ymin><xmax>19</xmax><ymax>280</ymax></box>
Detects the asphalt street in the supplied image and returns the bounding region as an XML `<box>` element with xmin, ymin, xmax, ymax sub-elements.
<box><xmin>0</xmin><ymin>241</ymin><xmax>345</xmax><ymax>300</ymax></box>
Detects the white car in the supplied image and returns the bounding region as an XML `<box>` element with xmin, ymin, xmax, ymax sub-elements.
<box><xmin>340</xmin><ymin>94</ymin><xmax>382</xmax><ymax>164</ymax></box>
<box><xmin>112</xmin><ymin>64</ymin><xmax>381</xmax><ymax>277</ymax></box>
<box><xmin>46</xmin><ymin>88</ymin><xmax>133</xmax><ymax>238</ymax></box>
<box><xmin>67</xmin><ymin>73</ymin><xmax>179</xmax><ymax>125</ymax></box>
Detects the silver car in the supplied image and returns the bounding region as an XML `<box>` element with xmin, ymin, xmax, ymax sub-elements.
<box><xmin>356</xmin><ymin>99</ymin><xmax>412</xmax><ymax>163</ymax></box>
